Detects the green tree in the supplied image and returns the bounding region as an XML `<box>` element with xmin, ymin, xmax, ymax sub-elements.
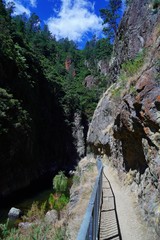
<box><xmin>100</xmin><ymin>0</ymin><xmax>122</xmax><ymax>41</ymax></box>
<box><xmin>26</xmin><ymin>13</ymin><xmax>40</xmax><ymax>33</ymax></box>
<box><xmin>12</xmin><ymin>14</ymin><xmax>27</xmax><ymax>41</ymax></box>
<box><xmin>83</xmin><ymin>35</ymin><xmax>97</xmax><ymax>60</ymax></box>
<box><xmin>95</xmin><ymin>38</ymin><xmax>113</xmax><ymax>60</ymax></box>
<box><xmin>0</xmin><ymin>0</ymin><xmax>7</xmax><ymax>16</ymax></box>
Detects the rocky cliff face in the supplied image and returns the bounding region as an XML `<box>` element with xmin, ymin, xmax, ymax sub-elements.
<box><xmin>88</xmin><ymin>0</ymin><xmax>160</xmax><ymax>235</ymax></box>
<box><xmin>72</xmin><ymin>112</ymin><xmax>86</xmax><ymax>158</ymax></box>
<box><xmin>97</xmin><ymin>60</ymin><xmax>109</xmax><ymax>76</ymax></box>
<box><xmin>109</xmin><ymin>0</ymin><xmax>160</xmax><ymax>81</ymax></box>
<box><xmin>84</xmin><ymin>75</ymin><xmax>98</xmax><ymax>88</ymax></box>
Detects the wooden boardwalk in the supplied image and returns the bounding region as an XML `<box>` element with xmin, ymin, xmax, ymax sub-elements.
<box><xmin>99</xmin><ymin>172</ymin><xmax>122</xmax><ymax>240</ymax></box>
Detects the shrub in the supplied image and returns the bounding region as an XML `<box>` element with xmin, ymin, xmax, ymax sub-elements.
<box><xmin>23</xmin><ymin>201</ymin><xmax>47</xmax><ymax>222</ymax></box>
<box><xmin>72</xmin><ymin>174</ymin><xmax>81</xmax><ymax>186</ymax></box>
<box><xmin>5</xmin><ymin>222</ymin><xmax>53</xmax><ymax>240</ymax></box>
<box><xmin>0</xmin><ymin>219</ymin><xmax>9</xmax><ymax>239</ymax></box>
<box><xmin>111</xmin><ymin>73</ymin><xmax>127</xmax><ymax>99</ymax></box>
<box><xmin>53</xmin><ymin>171</ymin><xmax>68</xmax><ymax>195</ymax></box>
<box><xmin>129</xmin><ymin>85</ymin><xmax>137</xmax><ymax>96</ymax></box>
<box><xmin>48</xmin><ymin>193</ymin><xmax>69</xmax><ymax>211</ymax></box>
<box><xmin>54</xmin><ymin>227</ymin><xmax>69</xmax><ymax>240</ymax></box>
<box><xmin>72</xmin><ymin>165</ymin><xmax>81</xmax><ymax>186</ymax></box>
<box><xmin>121</xmin><ymin>51</ymin><xmax>145</xmax><ymax>77</ymax></box>
<box><xmin>111</xmin><ymin>86</ymin><xmax>122</xmax><ymax>99</ymax></box>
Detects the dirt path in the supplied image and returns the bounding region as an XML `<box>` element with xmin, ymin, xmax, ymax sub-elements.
<box><xmin>102</xmin><ymin>165</ymin><xmax>158</xmax><ymax>240</ymax></box>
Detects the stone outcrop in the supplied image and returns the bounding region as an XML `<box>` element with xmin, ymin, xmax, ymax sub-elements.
<box><xmin>87</xmin><ymin>0</ymin><xmax>160</xmax><ymax>235</ymax></box>
<box><xmin>65</xmin><ymin>57</ymin><xmax>72</xmax><ymax>71</ymax></box>
<box><xmin>65</xmin><ymin>57</ymin><xmax>76</xmax><ymax>76</ymax></box>
<box><xmin>97</xmin><ymin>60</ymin><xmax>109</xmax><ymax>76</ymax></box>
<box><xmin>83</xmin><ymin>75</ymin><xmax>98</xmax><ymax>89</ymax></box>
<box><xmin>72</xmin><ymin>112</ymin><xmax>86</xmax><ymax>158</ymax></box>
<box><xmin>45</xmin><ymin>210</ymin><xmax>58</xmax><ymax>224</ymax></box>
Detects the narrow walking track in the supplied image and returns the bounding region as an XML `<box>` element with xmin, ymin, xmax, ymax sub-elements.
<box><xmin>99</xmin><ymin>169</ymin><xmax>122</xmax><ymax>240</ymax></box>
<box><xmin>99</xmin><ymin>165</ymin><xmax>158</xmax><ymax>240</ymax></box>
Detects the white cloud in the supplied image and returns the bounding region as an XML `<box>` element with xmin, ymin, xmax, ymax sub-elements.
<box><xmin>47</xmin><ymin>0</ymin><xmax>103</xmax><ymax>42</ymax></box>
<box><xmin>5</xmin><ymin>0</ymin><xmax>37</xmax><ymax>16</ymax></box>
<box><xmin>14</xmin><ymin>1</ymin><xmax>31</xmax><ymax>15</ymax></box>
<box><xmin>29</xmin><ymin>0</ymin><xmax>37</xmax><ymax>7</ymax></box>
<box><xmin>5</xmin><ymin>0</ymin><xmax>31</xmax><ymax>16</ymax></box>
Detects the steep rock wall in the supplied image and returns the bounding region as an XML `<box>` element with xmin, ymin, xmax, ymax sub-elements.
<box><xmin>72</xmin><ymin>112</ymin><xmax>86</xmax><ymax>159</ymax></box>
<box><xmin>109</xmin><ymin>0</ymin><xmax>160</xmax><ymax>81</ymax></box>
<box><xmin>88</xmin><ymin>0</ymin><xmax>160</xmax><ymax>235</ymax></box>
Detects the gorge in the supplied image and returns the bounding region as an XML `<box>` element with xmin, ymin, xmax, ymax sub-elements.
<box><xmin>0</xmin><ymin>0</ymin><xmax>160</xmax><ymax>238</ymax></box>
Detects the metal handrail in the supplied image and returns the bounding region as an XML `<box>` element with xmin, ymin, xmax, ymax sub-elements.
<box><xmin>77</xmin><ymin>160</ymin><xmax>103</xmax><ymax>240</ymax></box>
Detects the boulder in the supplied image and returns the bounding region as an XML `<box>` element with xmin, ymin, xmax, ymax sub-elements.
<box><xmin>18</xmin><ymin>222</ymin><xmax>32</xmax><ymax>229</ymax></box>
<box><xmin>8</xmin><ymin>207</ymin><xmax>22</xmax><ymax>220</ymax></box>
<box><xmin>45</xmin><ymin>210</ymin><xmax>58</xmax><ymax>224</ymax></box>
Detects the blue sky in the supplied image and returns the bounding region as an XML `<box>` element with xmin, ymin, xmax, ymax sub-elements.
<box><xmin>4</xmin><ymin>0</ymin><xmax>125</xmax><ymax>48</ymax></box>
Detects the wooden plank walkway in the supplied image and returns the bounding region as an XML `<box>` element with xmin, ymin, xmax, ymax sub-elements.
<box><xmin>99</xmin><ymin>173</ymin><xmax>122</xmax><ymax>240</ymax></box>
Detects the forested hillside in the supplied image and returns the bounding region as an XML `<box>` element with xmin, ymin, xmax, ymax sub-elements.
<box><xmin>0</xmin><ymin>0</ymin><xmax>113</xmax><ymax>198</ymax></box>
